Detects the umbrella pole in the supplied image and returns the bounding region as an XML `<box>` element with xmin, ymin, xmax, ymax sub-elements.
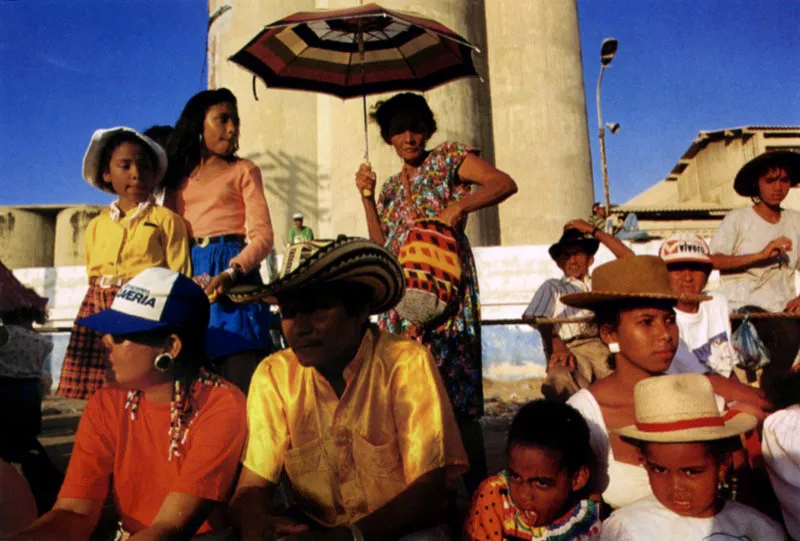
<box><xmin>362</xmin><ymin>92</ymin><xmax>369</xmax><ymax>163</ymax></box>
<box><xmin>358</xmin><ymin>26</ymin><xmax>373</xmax><ymax>197</ymax></box>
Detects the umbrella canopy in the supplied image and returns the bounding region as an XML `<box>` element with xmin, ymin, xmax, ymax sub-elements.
<box><xmin>229</xmin><ymin>3</ymin><xmax>479</xmax><ymax>99</ymax></box>
<box><xmin>0</xmin><ymin>261</ymin><xmax>48</xmax><ymax>316</ymax></box>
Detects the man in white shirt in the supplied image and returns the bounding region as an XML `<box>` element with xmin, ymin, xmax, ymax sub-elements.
<box><xmin>659</xmin><ymin>233</ymin><xmax>771</xmax><ymax>412</ymax></box>
<box><xmin>524</xmin><ymin>219</ymin><xmax>632</xmax><ymax>401</ymax></box>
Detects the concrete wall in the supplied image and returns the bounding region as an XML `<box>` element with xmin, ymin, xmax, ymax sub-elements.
<box><xmin>0</xmin><ymin>208</ymin><xmax>55</xmax><ymax>268</ymax></box>
<box><xmin>484</xmin><ymin>0</ymin><xmax>594</xmax><ymax>245</ymax></box>
<box><xmin>53</xmin><ymin>206</ymin><xmax>103</xmax><ymax>267</ymax></box>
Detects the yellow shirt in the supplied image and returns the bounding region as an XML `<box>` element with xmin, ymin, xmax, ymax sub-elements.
<box><xmin>84</xmin><ymin>203</ymin><xmax>191</xmax><ymax>279</ymax></box>
<box><xmin>243</xmin><ymin>326</ymin><xmax>468</xmax><ymax>527</ymax></box>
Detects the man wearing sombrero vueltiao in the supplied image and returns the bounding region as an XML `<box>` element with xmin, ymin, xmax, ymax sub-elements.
<box><xmin>229</xmin><ymin>237</ymin><xmax>468</xmax><ymax>540</ymax></box>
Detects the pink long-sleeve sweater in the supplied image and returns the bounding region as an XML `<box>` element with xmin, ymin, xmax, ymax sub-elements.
<box><xmin>173</xmin><ymin>159</ymin><xmax>274</xmax><ymax>274</ymax></box>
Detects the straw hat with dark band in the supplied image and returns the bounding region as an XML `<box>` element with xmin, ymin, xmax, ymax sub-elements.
<box><xmin>615</xmin><ymin>374</ymin><xmax>757</xmax><ymax>443</ymax></box>
<box><xmin>562</xmin><ymin>255</ymin><xmax>710</xmax><ymax>309</ymax></box>
<box><xmin>733</xmin><ymin>150</ymin><xmax>800</xmax><ymax>198</ymax></box>
<box><xmin>228</xmin><ymin>237</ymin><xmax>405</xmax><ymax>314</ymax></box>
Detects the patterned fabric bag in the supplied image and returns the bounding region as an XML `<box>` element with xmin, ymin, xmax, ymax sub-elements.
<box><xmin>394</xmin><ymin>219</ymin><xmax>462</xmax><ymax>324</ymax></box>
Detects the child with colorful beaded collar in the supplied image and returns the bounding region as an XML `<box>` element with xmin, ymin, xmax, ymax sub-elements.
<box><xmin>464</xmin><ymin>400</ymin><xmax>601</xmax><ymax>540</ymax></box>
<box><xmin>600</xmin><ymin>374</ymin><xmax>785</xmax><ymax>540</ymax></box>
<box><xmin>11</xmin><ymin>268</ymin><xmax>246</xmax><ymax>541</ymax></box>
<box><xmin>55</xmin><ymin>127</ymin><xmax>191</xmax><ymax>399</ymax></box>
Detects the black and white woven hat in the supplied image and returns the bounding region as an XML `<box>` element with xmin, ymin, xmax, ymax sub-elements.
<box><xmin>228</xmin><ymin>236</ymin><xmax>405</xmax><ymax>314</ymax></box>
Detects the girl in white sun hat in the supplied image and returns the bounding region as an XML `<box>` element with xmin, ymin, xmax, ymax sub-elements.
<box><xmin>600</xmin><ymin>373</ymin><xmax>785</xmax><ymax>540</ymax></box>
<box><xmin>56</xmin><ymin>127</ymin><xmax>191</xmax><ymax>400</ymax></box>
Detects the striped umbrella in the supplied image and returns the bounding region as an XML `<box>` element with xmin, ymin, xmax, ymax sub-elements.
<box><xmin>228</xmin><ymin>3</ymin><xmax>480</xmax><ymax>161</ymax></box>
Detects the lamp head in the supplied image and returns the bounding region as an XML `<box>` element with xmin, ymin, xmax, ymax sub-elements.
<box><xmin>601</xmin><ymin>38</ymin><xmax>618</xmax><ymax>67</ymax></box>
<box><xmin>607</xmin><ymin>122</ymin><xmax>621</xmax><ymax>135</ymax></box>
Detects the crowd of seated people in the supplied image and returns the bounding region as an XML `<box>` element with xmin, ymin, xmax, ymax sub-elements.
<box><xmin>3</xmin><ymin>88</ymin><xmax>800</xmax><ymax>540</ymax></box>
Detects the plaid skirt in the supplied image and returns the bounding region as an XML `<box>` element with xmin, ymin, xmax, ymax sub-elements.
<box><xmin>55</xmin><ymin>281</ymin><xmax>121</xmax><ymax>399</ymax></box>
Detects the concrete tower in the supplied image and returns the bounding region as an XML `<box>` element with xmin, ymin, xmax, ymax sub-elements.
<box><xmin>484</xmin><ymin>0</ymin><xmax>595</xmax><ymax>244</ymax></box>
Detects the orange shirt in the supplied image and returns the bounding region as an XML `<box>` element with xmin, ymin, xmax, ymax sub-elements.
<box><xmin>243</xmin><ymin>326</ymin><xmax>468</xmax><ymax>527</ymax></box>
<box><xmin>58</xmin><ymin>384</ymin><xmax>246</xmax><ymax>534</ymax></box>
<box><xmin>173</xmin><ymin>159</ymin><xmax>274</xmax><ymax>273</ymax></box>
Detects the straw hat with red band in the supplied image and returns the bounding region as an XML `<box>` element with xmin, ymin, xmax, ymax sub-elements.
<box><xmin>615</xmin><ymin>374</ymin><xmax>757</xmax><ymax>443</ymax></box>
<box><xmin>562</xmin><ymin>255</ymin><xmax>710</xmax><ymax>309</ymax></box>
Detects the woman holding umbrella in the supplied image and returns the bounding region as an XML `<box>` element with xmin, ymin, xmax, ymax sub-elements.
<box><xmin>354</xmin><ymin>92</ymin><xmax>517</xmax><ymax>490</ymax></box>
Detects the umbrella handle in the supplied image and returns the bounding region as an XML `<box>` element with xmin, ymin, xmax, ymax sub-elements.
<box><xmin>361</xmin><ymin>160</ymin><xmax>373</xmax><ymax>198</ymax></box>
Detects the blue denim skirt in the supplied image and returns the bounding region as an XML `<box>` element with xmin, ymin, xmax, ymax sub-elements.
<box><xmin>191</xmin><ymin>238</ymin><xmax>274</xmax><ymax>358</ymax></box>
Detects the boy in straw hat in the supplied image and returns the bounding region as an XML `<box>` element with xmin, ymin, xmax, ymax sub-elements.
<box><xmin>660</xmin><ymin>232</ymin><xmax>771</xmax><ymax>413</ymax></box>
<box><xmin>599</xmin><ymin>374</ymin><xmax>785</xmax><ymax>540</ymax></box>
<box><xmin>228</xmin><ymin>237</ymin><xmax>468</xmax><ymax>541</ymax></box>
<box><xmin>56</xmin><ymin>127</ymin><xmax>191</xmax><ymax>400</ymax></box>
<box><xmin>523</xmin><ymin>219</ymin><xmax>633</xmax><ymax>402</ymax></box>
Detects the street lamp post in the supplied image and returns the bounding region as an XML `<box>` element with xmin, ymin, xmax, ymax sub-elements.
<box><xmin>596</xmin><ymin>38</ymin><xmax>618</xmax><ymax>219</ymax></box>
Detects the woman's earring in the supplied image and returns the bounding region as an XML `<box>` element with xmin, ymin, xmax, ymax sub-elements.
<box><xmin>153</xmin><ymin>353</ymin><xmax>175</xmax><ymax>373</ymax></box>
<box><xmin>608</xmin><ymin>342</ymin><xmax>620</xmax><ymax>354</ymax></box>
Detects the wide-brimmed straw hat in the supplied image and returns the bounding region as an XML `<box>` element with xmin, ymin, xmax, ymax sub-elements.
<box><xmin>82</xmin><ymin>127</ymin><xmax>168</xmax><ymax>193</ymax></box>
<box><xmin>562</xmin><ymin>255</ymin><xmax>710</xmax><ymax>309</ymax></box>
<box><xmin>658</xmin><ymin>232</ymin><xmax>712</xmax><ymax>267</ymax></box>
<box><xmin>733</xmin><ymin>150</ymin><xmax>800</xmax><ymax>197</ymax></box>
<box><xmin>615</xmin><ymin>374</ymin><xmax>757</xmax><ymax>443</ymax></box>
<box><xmin>228</xmin><ymin>236</ymin><xmax>405</xmax><ymax>314</ymax></box>
<box><xmin>548</xmin><ymin>228</ymin><xmax>600</xmax><ymax>261</ymax></box>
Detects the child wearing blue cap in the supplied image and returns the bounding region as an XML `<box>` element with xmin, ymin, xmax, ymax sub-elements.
<box><xmin>56</xmin><ymin>127</ymin><xmax>192</xmax><ymax>399</ymax></box>
<box><xmin>11</xmin><ymin>267</ymin><xmax>246</xmax><ymax>540</ymax></box>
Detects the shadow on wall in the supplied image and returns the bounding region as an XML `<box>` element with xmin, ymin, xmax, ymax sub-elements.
<box><xmin>243</xmin><ymin>150</ymin><xmax>328</xmax><ymax>247</ymax></box>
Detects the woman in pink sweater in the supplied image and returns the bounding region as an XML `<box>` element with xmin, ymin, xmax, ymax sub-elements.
<box><xmin>164</xmin><ymin>88</ymin><xmax>274</xmax><ymax>393</ymax></box>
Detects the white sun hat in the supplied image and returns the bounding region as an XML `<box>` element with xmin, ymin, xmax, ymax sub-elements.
<box><xmin>82</xmin><ymin>127</ymin><xmax>168</xmax><ymax>193</ymax></box>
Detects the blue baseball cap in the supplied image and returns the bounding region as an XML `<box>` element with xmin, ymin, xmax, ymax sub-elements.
<box><xmin>78</xmin><ymin>267</ymin><xmax>209</xmax><ymax>336</ymax></box>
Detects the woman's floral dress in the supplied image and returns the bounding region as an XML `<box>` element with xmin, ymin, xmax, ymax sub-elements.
<box><xmin>376</xmin><ymin>142</ymin><xmax>483</xmax><ymax>421</ymax></box>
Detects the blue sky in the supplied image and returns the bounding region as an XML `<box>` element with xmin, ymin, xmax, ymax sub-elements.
<box><xmin>1</xmin><ymin>0</ymin><xmax>798</xmax><ymax>207</ymax></box>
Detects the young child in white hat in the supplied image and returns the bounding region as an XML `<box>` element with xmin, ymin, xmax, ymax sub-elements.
<box><xmin>600</xmin><ymin>374</ymin><xmax>785</xmax><ymax>540</ymax></box>
<box><xmin>55</xmin><ymin>127</ymin><xmax>191</xmax><ymax>399</ymax></box>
